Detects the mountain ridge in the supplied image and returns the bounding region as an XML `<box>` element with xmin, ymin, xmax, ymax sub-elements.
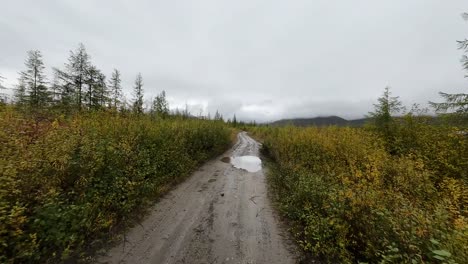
<box><xmin>270</xmin><ymin>115</ymin><xmax>369</xmax><ymax>127</ymax></box>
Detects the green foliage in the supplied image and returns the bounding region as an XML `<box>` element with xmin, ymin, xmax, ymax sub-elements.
<box><xmin>368</xmin><ymin>87</ymin><xmax>404</xmax><ymax>153</ymax></box>
<box><xmin>18</xmin><ymin>50</ymin><xmax>50</xmax><ymax>109</ymax></box>
<box><xmin>430</xmin><ymin>13</ymin><xmax>468</xmax><ymax>123</ymax></box>
<box><xmin>132</xmin><ymin>73</ymin><xmax>144</xmax><ymax>114</ymax></box>
<box><xmin>54</xmin><ymin>43</ymin><xmax>91</xmax><ymax>111</ymax></box>
<box><xmin>108</xmin><ymin>69</ymin><xmax>122</xmax><ymax>110</ymax></box>
<box><xmin>0</xmin><ymin>107</ymin><xmax>232</xmax><ymax>263</ymax></box>
<box><xmin>151</xmin><ymin>90</ymin><xmax>169</xmax><ymax>119</ymax></box>
<box><xmin>250</xmin><ymin>123</ymin><xmax>467</xmax><ymax>263</ymax></box>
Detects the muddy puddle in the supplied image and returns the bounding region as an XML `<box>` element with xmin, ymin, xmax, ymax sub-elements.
<box><xmin>230</xmin><ymin>155</ymin><xmax>262</xmax><ymax>172</ymax></box>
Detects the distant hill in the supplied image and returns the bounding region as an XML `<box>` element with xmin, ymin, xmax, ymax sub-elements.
<box><xmin>270</xmin><ymin>116</ymin><xmax>370</xmax><ymax>127</ymax></box>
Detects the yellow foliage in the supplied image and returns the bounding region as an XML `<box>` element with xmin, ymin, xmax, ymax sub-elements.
<box><xmin>250</xmin><ymin>124</ymin><xmax>467</xmax><ymax>263</ymax></box>
<box><xmin>0</xmin><ymin>108</ymin><xmax>232</xmax><ymax>262</ymax></box>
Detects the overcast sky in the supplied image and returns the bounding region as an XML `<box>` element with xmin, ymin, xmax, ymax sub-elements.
<box><xmin>1</xmin><ymin>0</ymin><xmax>467</xmax><ymax>122</ymax></box>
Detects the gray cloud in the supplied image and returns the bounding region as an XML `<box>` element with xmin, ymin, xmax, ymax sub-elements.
<box><xmin>1</xmin><ymin>0</ymin><xmax>467</xmax><ymax>122</ymax></box>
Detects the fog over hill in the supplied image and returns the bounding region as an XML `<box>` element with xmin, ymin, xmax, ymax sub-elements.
<box><xmin>270</xmin><ymin>116</ymin><xmax>369</xmax><ymax>127</ymax></box>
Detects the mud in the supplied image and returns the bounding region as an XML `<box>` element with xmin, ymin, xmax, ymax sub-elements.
<box><xmin>96</xmin><ymin>132</ymin><xmax>298</xmax><ymax>264</ymax></box>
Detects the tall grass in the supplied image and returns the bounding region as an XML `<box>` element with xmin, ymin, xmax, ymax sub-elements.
<box><xmin>250</xmin><ymin>121</ymin><xmax>467</xmax><ymax>263</ymax></box>
<box><xmin>0</xmin><ymin>107</ymin><xmax>232</xmax><ymax>263</ymax></box>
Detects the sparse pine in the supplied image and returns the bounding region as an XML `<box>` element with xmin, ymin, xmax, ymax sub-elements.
<box><xmin>132</xmin><ymin>73</ymin><xmax>144</xmax><ymax>114</ymax></box>
<box><xmin>109</xmin><ymin>69</ymin><xmax>122</xmax><ymax>110</ymax></box>
<box><xmin>430</xmin><ymin>13</ymin><xmax>468</xmax><ymax>123</ymax></box>
<box><xmin>151</xmin><ymin>90</ymin><xmax>169</xmax><ymax>119</ymax></box>
<box><xmin>19</xmin><ymin>50</ymin><xmax>50</xmax><ymax>109</ymax></box>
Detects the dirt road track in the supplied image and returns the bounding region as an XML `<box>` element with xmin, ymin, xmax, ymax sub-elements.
<box><xmin>97</xmin><ymin>132</ymin><xmax>298</xmax><ymax>264</ymax></box>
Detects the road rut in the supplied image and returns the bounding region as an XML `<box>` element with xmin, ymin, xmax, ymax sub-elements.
<box><xmin>97</xmin><ymin>132</ymin><xmax>297</xmax><ymax>264</ymax></box>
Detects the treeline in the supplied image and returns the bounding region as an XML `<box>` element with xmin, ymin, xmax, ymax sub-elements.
<box><xmin>0</xmin><ymin>43</ymin><xmax>253</xmax><ymax>125</ymax></box>
<box><xmin>1</xmin><ymin>43</ymin><xmax>172</xmax><ymax>118</ymax></box>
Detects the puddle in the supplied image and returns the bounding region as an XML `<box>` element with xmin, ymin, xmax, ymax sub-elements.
<box><xmin>230</xmin><ymin>156</ymin><xmax>262</xmax><ymax>173</ymax></box>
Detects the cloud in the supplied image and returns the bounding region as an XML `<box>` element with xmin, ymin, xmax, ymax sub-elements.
<box><xmin>1</xmin><ymin>0</ymin><xmax>467</xmax><ymax>122</ymax></box>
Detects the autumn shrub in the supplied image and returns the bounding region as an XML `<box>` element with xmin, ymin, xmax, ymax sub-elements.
<box><xmin>251</xmin><ymin>125</ymin><xmax>467</xmax><ymax>263</ymax></box>
<box><xmin>0</xmin><ymin>108</ymin><xmax>231</xmax><ymax>263</ymax></box>
<box><xmin>391</xmin><ymin>115</ymin><xmax>468</xmax><ymax>183</ymax></box>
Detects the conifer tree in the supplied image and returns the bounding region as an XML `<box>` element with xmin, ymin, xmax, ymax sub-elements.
<box><xmin>55</xmin><ymin>43</ymin><xmax>91</xmax><ymax>111</ymax></box>
<box><xmin>19</xmin><ymin>50</ymin><xmax>49</xmax><ymax>108</ymax></box>
<box><xmin>95</xmin><ymin>72</ymin><xmax>108</xmax><ymax>108</ymax></box>
<box><xmin>369</xmin><ymin>87</ymin><xmax>403</xmax><ymax>129</ymax></box>
<box><xmin>430</xmin><ymin>13</ymin><xmax>468</xmax><ymax>122</ymax></box>
<box><xmin>132</xmin><ymin>73</ymin><xmax>144</xmax><ymax>114</ymax></box>
<box><xmin>152</xmin><ymin>90</ymin><xmax>169</xmax><ymax>119</ymax></box>
<box><xmin>109</xmin><ymin>69</ymin><xmax>122</xmax><ymax>109</ymax></box>
<box><xmin>214</xmin><ymin>110</ymin><xmax>223</xmax><ymax>121</ymax></box>
<box><xmin>13</xmin><ymin>78</ymin><xmax>27</xmax><ymax>107</ymax></box>
<box><xmin>84</xmin><ymin>65</ymin><xmax>108</xmax><ymax>110</ymax></box>
<box><xmin>0</xmin><ymin>75</ymin><xmax>6</xmax><ymax>104</ymax></box>
<box><xmin>232</xmin><ymin>114</ymin><xmax>238</xmax><ymax>127</ymax></box>
<box><xmin>369</xmin><ymin>87</ymin><xmax>403</xmax><ymax>153</ymax></box>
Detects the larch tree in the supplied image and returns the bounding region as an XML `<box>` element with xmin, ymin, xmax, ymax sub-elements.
<box><xmin>232</xmin><ymin>114</ymin><xmax>238</xmax><ymax>127</ymax></box>
<box><xmin>94</xmin><ymin>72</ymin><xmax>108</xmax><ymax>108</ymax></box>
<box><xmin>368</xmin><ymin>87</ymin><xmax>403</xmax><ymax>129</ymax></box>
<box><xmin>56</xmin><ymin>43</ymin><xmax>91</xmax><ymax>111</ymax></box>
<box><xmin>19</xmin><ymin>50</ymin><xmax>49</xmax><ymax>108</ymax></box>
<box><xmin>430</xmin><ymin>13</ymin><xmax>468</xmax><ymax>122</ymax></box>
<box><xmin>0</xmin><ymin>74</ymin><xmax>6</xmax><ymax>104</ymax></box>
<box><xmin>13</xmin><ymin>78</ymin><xmax>27</xmax><ymax>107</ymax></box>
<box><xmin>50</xmin><ymin>71</ymin><xmax>62</xmax><ymax>105</ymax></box>
<box><xmin>132</xmin><ymin>73</ymin><xmax>144</xmax><ymax>114</ymax></box>
<box><xmin>151</xmin><ymin>90</ymin><xmax>169</xmax><ymax>119</ymax></box>
<box><xmin>368</xmin><ymin>86</ymin><xmax>404</xmax><ymax>153</ymax></box>
<box><xmin>109</xmin><ymin>69</ymin><xmax>122</xmax><ymax>109</ymax></box>
<box><xmin>84</xmin><ymin>65</ymin><xmax>108</xmax><ymax>110</ymax></box>
<box><xmin>214</xmin><ymin>110</ymin><xmax>223</xmax><ymax>121</ymax></box>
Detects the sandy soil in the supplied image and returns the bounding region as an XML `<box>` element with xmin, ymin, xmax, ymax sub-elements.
<box><xmin>96</xmin><ymin>132</ymin><xmax>298</xmax><ymax>264</ymax></box>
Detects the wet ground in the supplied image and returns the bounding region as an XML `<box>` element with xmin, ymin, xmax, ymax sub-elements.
<box><xmin>230</xmin><ymin>155</ymin><xmax>262</xmax><ymax>173</ymax></box>
<box><xmin>96</xmin><ymin>132</ymin><xmax>298</xmax><ymax>264</ymax></box>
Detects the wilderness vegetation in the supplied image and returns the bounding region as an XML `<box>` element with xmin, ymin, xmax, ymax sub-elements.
<box><xmin>1</xmin><ymin>14</ymin><xmax>467</xmax><ymax>264</ymax></box>
<box><xmin>249</xmin><ymin>17</ymin><xmax>468</xmax><ymax>263</ymax></box>
<box><xmin>0</xmin><ymin>44</ymin><xmax>233</xmax><ymax>263</ymax></box>
<box><xmin>251</xmin><ymin>100</ymin><xmax>467</xmax><ymax>263</ymax></box>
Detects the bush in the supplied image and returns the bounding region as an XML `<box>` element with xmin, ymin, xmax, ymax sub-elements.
<box><xmin>0</xmin><ymin>108</ymin><xmax>232</xmax><ymax>263</ymax></box>
<box><xmin>251</xmin><ymin>125</ymin><xmax>467</xmax><ymax>263</ymax></box>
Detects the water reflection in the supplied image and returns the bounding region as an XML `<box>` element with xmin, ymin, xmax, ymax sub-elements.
<box><xmin>231</xmin><ymin>156</ymin><xmax>262</xmax><ymax>172</ymax></box>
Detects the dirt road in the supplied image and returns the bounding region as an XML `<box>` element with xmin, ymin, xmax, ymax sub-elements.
<box><xmin>97</xmin><ymin>132</ymin><xmax>297</xmax><ymax>264</ymax></box>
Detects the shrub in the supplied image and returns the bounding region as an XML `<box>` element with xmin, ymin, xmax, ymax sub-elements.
<box><xmin>0</xmin><ymin>108</ymin><xmax>231</xmax><ymax>263</ymax></box>
<box><xmin>251</xmin><ymin>125</ymin><xmax>467</xmax><ymax>263</ymax></box>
